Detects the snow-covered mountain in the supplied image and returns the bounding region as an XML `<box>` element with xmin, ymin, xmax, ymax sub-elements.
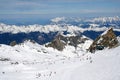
<box><xmin>89</xmin><ymin>16</ymin><xmax>120</xmax><ymax>24</ymax></box>
<box><xmin>89</xmin><ymin>28</ymin><xmax>119</xmax><ymax>53</ymax></box>
<box><xmin>51</xmin><ymin>16</ymin><xmax>120</xmax><ymax>28</ymax></box>
<box><xmin>0</xmin><ymin>16</ymin><xmax>120</xmax><ymax>34</ymax></box>
<box><xmin>51</xmin><ymin>16</ymin><xmax>120</xmax><ymax>24</ymax></box>
<box><xmin>0</xmin><ymin>21</ymin><xmax>120</xmax><ymax>80</ymax></box>
<box><xmin>46</xmin><ymin>33</ymin><xmax>92</xmax><ymax>51</ymax></box>
<box><xmin>0</xmin><ymin>39</ymin><xmax>120</xmax><ymax>80</ymax></box>
<box><xmin>0</xmin><ymin>16</ymin><xmax>120</xmax><ymax>45</ymax></box>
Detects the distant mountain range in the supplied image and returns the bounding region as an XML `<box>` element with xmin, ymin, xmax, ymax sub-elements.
<box><xmin>0</xmin><ymin>16</ymin><xmax>120</xmax><ymax>45</ymax></box>
<box><xmin>51</xmin><ymin>16</ymin><xmax>120</xmax><ymax>28</ymax></box>
<box><xmin>0</xmin><ymin>17</ymin><xmax>120</xmax><ymax>80</ymax></box>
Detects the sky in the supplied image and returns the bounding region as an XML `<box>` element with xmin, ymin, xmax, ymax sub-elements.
<box><xmin>0</xmin><ymin>0</ymin><xmax>120</xmax><ymax>25</ymax></box>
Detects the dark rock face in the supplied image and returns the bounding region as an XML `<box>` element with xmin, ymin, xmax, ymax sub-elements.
<box><xmin>0</xmin><ymin>32</ymin><xmax>58</xmax><ymax>45</ymax></box>
<box><xmin>0</xmin><ymin>30</ymin><xmax>120</xmax><ymax>46</ymax></box>
<box><xmin>46</xmin><ymin>34</ymin><xmax>88</xmax><ymax>51</ymax></box>
<box><xmin>10</xmin><ymin>41</ymin><xmax>17</xmax><ymax>46</ymax></box>
<box><xmin>46</xmin><ymin>36</ymin><xmax>66</xmax><ymax>51</ymax></box>
<box><xmin>89</xmin><ymin>28</ymin><xmax>119</xmax><ymax>53</ymax></box>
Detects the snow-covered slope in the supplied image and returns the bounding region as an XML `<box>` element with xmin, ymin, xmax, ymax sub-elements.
<box><xmin>69</xmin><ymin>47</ymin><xmax>120</xmax><ymax>80</ymax></box>
<box><xmin>0</xmin><ymin>16</ymin><xmax>120</xmax><ymax>80</ymax></box>
<box><xmin>0</xmin><ymin>41</ymin><xmax>120</xmax><ymax>80</ymax></box>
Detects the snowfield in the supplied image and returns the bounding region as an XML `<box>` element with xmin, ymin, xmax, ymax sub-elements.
<box><xmin>0</xmin><ymin>41</ymin><xmax>120</xmax><ymax>80</ymax></box>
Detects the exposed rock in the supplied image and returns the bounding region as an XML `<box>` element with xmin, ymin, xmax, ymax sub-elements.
<box><xmin>10</xmin><ymin>41</ymin><xmax>17</xmax><ymax>46</ymax></box>
<box><xmin>46</xmin><ymin>34</ymin><xmax>89</xmax><ymax>51</ymax></box>
<box><xmin>0</xmin><ymin>57</ymin><xmax>10</xmax><ymax>61</ymax></box>
<box><xmin>89</xmin><ymin>28</ymin><xmax>119</xmax><ymax>53</ymax></box>
<box><xmin>46</xmin><ymin>35</ymin><xmax>66</xmax><ymax>51</ymax></box>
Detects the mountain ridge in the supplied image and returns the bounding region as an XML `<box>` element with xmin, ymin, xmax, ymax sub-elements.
<box><xmin>0</xmin><ymin>16</ymin><xmax>120</xmax><ymax>34</ymax></box>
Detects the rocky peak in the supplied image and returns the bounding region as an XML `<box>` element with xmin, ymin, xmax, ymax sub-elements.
<box><xmin>89</xmin><ymin>28</ymin><xmax>119</xmax><ymax>53</ymax></box>
<box><xmin>45</xmin><ymin>35</ymin><xmax>66</xmax><ymax>51</ymax></box>
<box><xmin>45</xmin><ymin>34</ymin><xmax>89</xmax><ymax>51</ymax></box>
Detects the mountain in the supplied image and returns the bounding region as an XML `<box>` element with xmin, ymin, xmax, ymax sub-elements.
<box><xmin>0</xmin><ymin>19</ymin><xmax>120</xmax><ymax>80</ymax></box>
<box><xmin>0</xmin><ymin>23</ymin><xmax>120</xmax><ymax>45</ymax></box>
<box><xmin>89</xmin><ymin>16</ymin><xmax>120</xmax><ymax>24</ymax></box>
<box><xmin>51</xmin><ymin>16</ymin><xmax>120</xmax><ymax>28</ymax></box>
<box><xmin>51</xmin><ymin>16</ymin><xmax>120</xmax><ymax>24</ymax></box>
<box><xmin>0</xmin><ymin>16</ymin><xmax>120</xmax><ymax>34</ymax></box>
<box><xmin>89</xmin><ymin>28</ymin><xmax>119</xmax><ymax>53</ymax></box>
<box><xmin>0</xmin><ymin>38</ymin><xmax>120</xmax><ymax>80</ymax></box>
<box><xmin>0</xmin><ymin>16</ymin><xmax>120</xmax><ymax>45</ymax></box>
<box><xmin>0</xmin><ymin>16</ymin><xmax>120</xmax><ymax>80</ymax></box>
<box><xmin>0</xmin><ymin>31</ymin><xmax>58</xmax><ymax>45</ymax></box>
<box><xmin>46</xmin><ymin>33</ymin><xmax>91</xmax><ymax>51</ymax></box>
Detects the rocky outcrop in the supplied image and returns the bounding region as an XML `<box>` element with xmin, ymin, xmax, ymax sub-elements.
<box><xmin>46</xmin><ymin>35</ymin><xmax>66</xmax><ymax>51</ymax></box>
<box><xmin>89</xmin><ymin>28</ymin><xmax>119</xmax><ymax>53</ymax></box>
<box><xmin>10</xmin><ymin>41</ymin><xmax>17</xmax><ymax>46</ymax></box>
<box><xmin>46</xmin><ymin>34</ymin><xmax>89</xmax><ymax>51</ymax></box>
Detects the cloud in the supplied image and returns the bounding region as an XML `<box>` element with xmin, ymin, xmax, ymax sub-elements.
<box><xmin>0</xmin><ymin>0</ymin><xmax>120</xmax><ymax>17</ymax></box>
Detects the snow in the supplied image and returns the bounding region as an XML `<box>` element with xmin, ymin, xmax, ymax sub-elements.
<box><xmin>0</xmin><ymin>16</ymin><xmax>120</xmax><ymax>80</ymax></box>
<box><xmin>0</xmin><ymin>40</ymin><xmax>120</xmax><ymax>80</ymax></box>
<box><xmin>97</xmin><ymin>37</ymin><xmax>103</xmax><ymax>44</ymax></box>
<box><xmin>101</xmin><ymin>28</ymin><xmax>109</xmax><ymax>36</ymax></box>
<box><xmin>51</xmin><ymin>17</ymin><xmax>65</xmax><ymax>23</ymax></box>
<box><xmin>117</xmin><ymin>36</ymin><xmax>120</xmax><ymax>43</ymax></box>
<box><xmin>101</xmin><ymin>28</ymin><xmax>113</xmax><ymax>36</ymax></box>
<box><xmin>0</xmin><ymin>23</ymin><xmax>84</xmax><ymax>34</ymax></box>
<box><xmin>78</xmin><ymin>39</ymin><xmax>93</xmax><ymax>51</ymax></box>
<box><xmin>89</xmin><ymin>24</ymin><xmax>99</xmax><ymax>28</ymax></box>
<box><xmin>90</xmin><ymin>16</ymin><xmax>120</xmax><ymax>23</ymax></box>
<box><xmin>0</xmin><ymin>22</ymin><xmax>120</xmax><ymax>34</ymax></box>
<box><xmin>50</xmin><ymin>16</ymin><xmax>120</xmax><ymax>24</ymax></box>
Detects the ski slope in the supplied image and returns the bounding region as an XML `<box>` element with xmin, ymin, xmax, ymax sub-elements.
<box><xmin>0</xmin><ymin>41</ymin><xmax>120</xmax><ymax>80</ymax></box>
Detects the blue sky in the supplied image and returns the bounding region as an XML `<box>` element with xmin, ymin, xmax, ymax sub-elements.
<box><xmin>0</xmin><ymin>0</ymin><xmax>120</xmax><ymax>24</ymax></box>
